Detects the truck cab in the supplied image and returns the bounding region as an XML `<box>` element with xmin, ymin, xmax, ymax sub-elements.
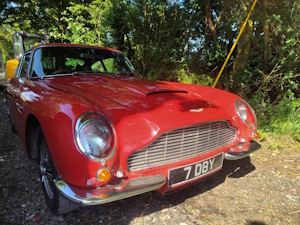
<box><xmin>0</xmin><ymin>51</ymin><xmax>5</xmax><ymax>85</ymax></box>
<box><xmin>5</xmin><ymin>31</ymin><xmax>49</xmax><ymax>83</ymax></box>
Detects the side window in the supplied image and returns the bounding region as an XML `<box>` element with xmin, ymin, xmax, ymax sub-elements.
<box><xmin>19</xmin><ymin>53</ymin><xmax>31</xmax><ymax>79</ymax></box>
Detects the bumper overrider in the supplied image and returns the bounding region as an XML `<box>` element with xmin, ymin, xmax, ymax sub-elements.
<box><xmin>55</xmin><ymin>141</ymin><xmax>260</xmax><ymax>205</ymax></box>
<box><xmin>225</xmin><ymin>140</ymin><xmax>261</xmax><ymax>160</ymax></box>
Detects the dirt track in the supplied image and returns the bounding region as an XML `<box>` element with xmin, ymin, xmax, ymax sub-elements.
<box><xmin>0</xmin><ymin>87</ymin><xmax>299</xmax><ymax>225</ymax></box>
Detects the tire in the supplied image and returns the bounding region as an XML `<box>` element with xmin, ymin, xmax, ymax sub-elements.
<box><xmin>5</xmin><ymin>89</ymin><xmax>15</xmax><ymax>133</ymax></box>
<box><xmin>9</xmin><ymin>114</ymin><xmax>17</xmax><ymax>133</ymax></box>
<box><xmin>38</xmin><ymin>128</ymin><xmax>78</xmax><ymax>214</ymax></box>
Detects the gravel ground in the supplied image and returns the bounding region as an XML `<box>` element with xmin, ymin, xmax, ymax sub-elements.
<box><xmin>0</xmin><ymin>87</ymin><xmax>299</xmax><ymax>225</ymax></box>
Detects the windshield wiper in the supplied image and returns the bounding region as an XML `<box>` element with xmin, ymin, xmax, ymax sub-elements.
<box><xmin>71</xmin><ymin>71</ymin><xmax>103</xmax><ymax>75</ymax></box>
<box><xmin>92</xmin><ymin>71</ymin><xmax>115</xmax><ymax>74</ymax></box>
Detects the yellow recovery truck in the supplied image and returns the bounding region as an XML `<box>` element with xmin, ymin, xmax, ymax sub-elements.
<box><xmin>4</xmin><ymin>31</ymin><xmax>49</xmax><ymax>84</ymax></box>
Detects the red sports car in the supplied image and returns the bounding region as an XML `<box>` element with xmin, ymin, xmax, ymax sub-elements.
<box><xmin>6</xmin><ymin>43</ymin><xmax>260</xmax><ymax>214</ymax></box>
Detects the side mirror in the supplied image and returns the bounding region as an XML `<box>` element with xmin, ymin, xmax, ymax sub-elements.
<box><xmin>12</xmin><ymin>32</ymin><xmax>25</xmax><ymax>60</ymax></box>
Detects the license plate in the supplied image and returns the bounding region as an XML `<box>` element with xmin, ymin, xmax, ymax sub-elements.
<box><xmin>168</xmin><ymin>153</ymin><xmax>224</xmax><ymax>187</ymax></box>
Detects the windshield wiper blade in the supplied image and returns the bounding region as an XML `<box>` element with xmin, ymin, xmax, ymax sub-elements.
<box><xmin>71</xmin><ymin>71</ymin><xmax>94</xmax><ymax>75</ymax></box>
<box><xmin>115</xmin><ymin>71</ymin><xmax>141</xmax><ymax>77</ymax></box>
<box><xmin>73</xmin><ymin>71</ymin><xmax>113</xmax><ymax>77</ymax></box>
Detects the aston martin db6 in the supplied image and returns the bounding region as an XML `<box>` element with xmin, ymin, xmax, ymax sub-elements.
<box><xmin>6</xmin><ymin>43</ymin><xmax>260</xmax><ymax>214</ymax></box>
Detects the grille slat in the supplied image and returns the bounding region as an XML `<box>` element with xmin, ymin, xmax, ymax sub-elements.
<box><xmin>127</xmin><ymin>121</ymin><xmax>236</xmax><ymax>171</ymax></box>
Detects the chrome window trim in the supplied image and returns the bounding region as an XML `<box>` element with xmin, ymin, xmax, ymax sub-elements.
<box><xmin>17</xmin><ymin>51</ymin><xmax>32</xmax><ymax>79</ymax></box>
<box><xmin>75</xmin><ymin>112</ymin><xmax>117</xmax><ymax>162</ymax></box>
<box><xmin>15</xmin><ymin>54</ymin><xmax>25</xmax><ymax>78</ymax></box>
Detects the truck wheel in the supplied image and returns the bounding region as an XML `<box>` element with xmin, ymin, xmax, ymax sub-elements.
<box><xmin>38</xmin><ymin>128</ymin><xmax>78</xmax><ymax>214</ymax></box>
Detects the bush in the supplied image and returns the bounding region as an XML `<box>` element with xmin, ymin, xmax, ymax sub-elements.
<box><xmin>268</xmin><ymin>90</ymin><xmax>300</xmax><ymax>141</ymax></box>
<box><xmin>177</xmin><ymin>68</ymin><xmax>213</xmax><ymax>86</ymax></box>
<box><xmin>250</xmin><ymin>89</ymin><xmax>300</xmax><ymax>141</ymax></box>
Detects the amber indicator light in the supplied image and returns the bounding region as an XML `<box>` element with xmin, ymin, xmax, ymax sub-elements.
<box><xmin>253</xmin><ymin>132</ymin><xmax>260</xmax><ymax>139</ymax></box>
<box><xmin>97</xmin><ymin>194</ymin><xmax>108</xmax><ymax>199</ymax></box>
<box><xmin>97</xmin><ymin>168</ymin><xmax>111</xmax><ymax>183</ymax></box>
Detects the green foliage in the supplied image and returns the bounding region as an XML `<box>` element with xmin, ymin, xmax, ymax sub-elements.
<box><xmin>51</xmin><ymin>0</ymin><xmax>111</xmax><ymax>45</ymax></box>
<box><xmin>233</xmin><ymin>1</ymin><xmax>300</xmax><ymax>98</ymax></box>
<box><xmin>65</xmin><ymin>58</ymin><xmax>84</xmax><ymax>69</ymax></box>
<box><xmin>1</xmin><ymin>0</ymin><xmax>300</xmax><ymax>141</ymax></box>
<box><xmin>178</xmin><ymin>69</ymin><xmax>213</xmax><ymax>86</ymax></box>
<box><xmin>250</xmin><ymin>90</ymin><xmax>300</xmax><ymax>141</ymax></box>
<box><xmin>268</xmin><ymin>90</ymin><xmax>300</xmax><ymax>141</ymax></box>
<box><xmin>257</xmin><ymin>129</ymin><xmax>267</xmax><ymax>142</ymax></box>
<box><xmin>91</xmin><ymin>61</ymin><xmax>104</xmax><ymax>72</ymax></box>
<box><xmin>102</xmin><ymin>58</ymin><xmax>116</xmax><ymax>73</ymax></box>
<box><xmin>0</xmin><ymin>25</ymin><xmax>13</xmax><ymax>63</ymax></box>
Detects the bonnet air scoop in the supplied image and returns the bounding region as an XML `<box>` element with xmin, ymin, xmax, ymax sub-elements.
<box><xmin>49</xmin><ymin>76</ymin><xmax>195</xmax><ymax>112</ymax></box>
<box><xmin>146</xmin><ymin>90</ymin><xmax>188</xmax><ymax>96</ymax></box>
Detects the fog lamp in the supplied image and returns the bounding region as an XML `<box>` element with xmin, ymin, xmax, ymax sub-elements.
<box><xmin>116</xmin><ymin>170</ymin><xmax>124</xmax><ymax>178</ymax></box>
<box><xmin>97</xmin><ymin>168</ymin><xmax>111</xmax><ymax>182</ymax></box>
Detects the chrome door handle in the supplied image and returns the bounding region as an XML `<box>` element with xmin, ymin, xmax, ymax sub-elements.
<box><xmin>16</xmin><ymin>102</ymin><xmax>23</xmax><ymax>111</ymax></box>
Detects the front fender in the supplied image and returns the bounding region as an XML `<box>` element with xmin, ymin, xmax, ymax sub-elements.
<box><xmin>21</xmin><ymin>80</ymin><xmax>127</xmax><ymax>189</ymax></box>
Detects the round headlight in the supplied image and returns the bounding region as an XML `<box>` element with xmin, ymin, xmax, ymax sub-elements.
<box><xmin>75</xmin><ymin>113</ymin><xmax>116</xmax><ymax>161</ymax></box>
<box><xmin>236</xmin><ymin>100</ymin><xmax>247</xmax><ymax>120</ymax></box>
<box><xmin>235</xmin><ymin>99</ymin><xmax>256</xmax><ymax>127</ymax></box>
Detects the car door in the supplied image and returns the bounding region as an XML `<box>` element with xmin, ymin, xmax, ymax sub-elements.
<box><xmin>6</xmin><ymin>51</ymin><xmax>32</xmax><ymax>134</ymax></box>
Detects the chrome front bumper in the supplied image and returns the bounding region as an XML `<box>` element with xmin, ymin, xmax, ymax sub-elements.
<box><xmin>225</xmin><ymin>140</ymin><xmax>261</xmax><ymax>160</ymax></box>
<box><xmin>54</xmin><ymin>175</ymin><xmax>166</xmax><ymax>205</ymax></box>
<box><xmin>55</xmin><ymin>141</ymin><xmax>260</xmax><ymax>205</ymax></box>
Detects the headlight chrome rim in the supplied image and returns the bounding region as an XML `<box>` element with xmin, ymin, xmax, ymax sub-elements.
<box><xmin>75</xmin><ymin>112</ymin><xmax>117</xmax><ymax>161</ymax></box>
<box><xmin>235</xmin><ymin>99</ymin><xmax>257</xmax><ymax>128</ymax></box>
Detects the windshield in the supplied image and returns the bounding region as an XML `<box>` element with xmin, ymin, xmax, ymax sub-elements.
<box><xmin>29</xmin><ymin>46</ymin><xmax>136</xmax><ymax>77</ymax></box>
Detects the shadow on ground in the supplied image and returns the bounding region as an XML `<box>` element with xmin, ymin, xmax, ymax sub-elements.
<box><xmin>73</xmin><ymin>157</ymin><xmax>256</xmax><ymax>224</ymax></box>
<box><xmin>246</xmin><ymin>221</ymin><xmax>267</xmax><ymax>225</ymax></box>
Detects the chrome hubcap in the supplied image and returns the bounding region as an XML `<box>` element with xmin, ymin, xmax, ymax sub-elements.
<box><xmin>40</xmin><ymin>146</ymin><xmax>54</xmax><ymax>199</ymax></box>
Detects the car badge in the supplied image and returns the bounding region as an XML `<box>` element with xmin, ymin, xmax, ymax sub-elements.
<box><xmin>190</xmin><ymin>108</ymin><xmax>203</xmax><ymax>112</ymax></box>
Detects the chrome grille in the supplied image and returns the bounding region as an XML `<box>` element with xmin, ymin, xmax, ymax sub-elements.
<box><xmin>127</xmin><ymin>121</ymin><xmax>236</xmax><ymax>171</ymax></box>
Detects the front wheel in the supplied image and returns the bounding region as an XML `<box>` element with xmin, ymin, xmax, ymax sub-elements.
<box><xmin>8</xmin><ymin>114</ymin><xmax>17</xmax><ymax>133</ymax></box>
<box><xmin>38</xmin><ymin>129</ymin><xmax>78</xmax><ymax>214</ymax></box>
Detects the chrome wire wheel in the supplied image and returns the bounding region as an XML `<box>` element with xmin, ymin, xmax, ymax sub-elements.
<box><xmin>40</xmin><ymin>144</ymin><xmax>54</xmax><ymax>199</ymax></box>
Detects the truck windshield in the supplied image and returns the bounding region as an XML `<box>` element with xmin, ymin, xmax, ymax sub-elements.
<box><xmin>29</xmin><ymin>46</ymin><xmax>136</xmax><ymax>77</ymax></box>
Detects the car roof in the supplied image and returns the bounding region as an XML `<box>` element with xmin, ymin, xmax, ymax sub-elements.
<box><xmin>31</xmin><ymin>43</ymin><xmax>122</xmax><ymax>54</ymax></box>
